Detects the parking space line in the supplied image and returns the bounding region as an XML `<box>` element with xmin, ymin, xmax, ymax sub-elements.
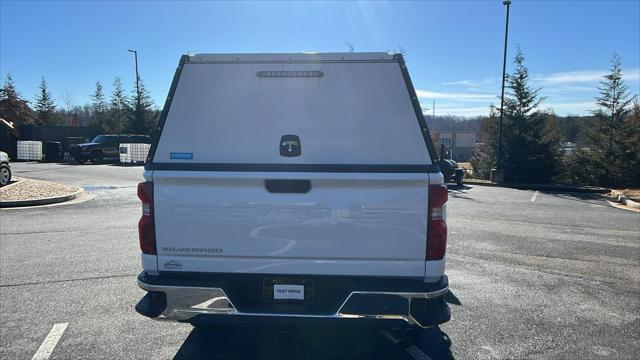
<box><xmin>531</xmin><ymin>191</ymin><xmax>539</xmax><ymax>202</ymax></box>
<box><xmin>31</xmin><ymin>323</ymin><xmax>68</xmax><ymax>360</ymax></box>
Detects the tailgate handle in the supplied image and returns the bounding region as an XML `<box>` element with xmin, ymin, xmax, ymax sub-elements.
<box><xmin>265</xmin><ymin>179</ymin><xmax>311</xmax><ymax>193</ymax></box>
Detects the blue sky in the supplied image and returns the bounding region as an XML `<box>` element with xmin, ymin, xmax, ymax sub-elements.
<box><xmin>1</xmin><ymin>0</ymin><xmax>639</xmax><ymax>117</ymax></box>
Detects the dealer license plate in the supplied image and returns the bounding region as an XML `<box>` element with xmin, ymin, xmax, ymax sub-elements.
<box><xmin>273</xmin><ymin>284</ymin><xmax>305</xmax><ymax>300</ymax></box>
<box><xmin>264</xmin><ymin>278</ymin><xmax>313</xmax><ymax>302</ymax></box>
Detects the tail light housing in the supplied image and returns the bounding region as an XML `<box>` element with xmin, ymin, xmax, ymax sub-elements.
<box><xmin>427</xmin><ymin>184</ymin><xmax>448</xmax><ymax>260</ymax></box>
<box><xmin>137</xmin><ymin>181</ymin><xmax>157</xmax><ymax>255</ymax></box>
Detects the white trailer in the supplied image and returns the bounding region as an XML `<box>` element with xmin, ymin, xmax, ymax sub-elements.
<box><xmin>119</xmin><ymin>143</ymin><xmax>150</xmax><ymax>164</ymax></box>
<box><xmin>17</xmin><ymin>141</ymin><xmax>43</xmax><ymax>161</ymax></box>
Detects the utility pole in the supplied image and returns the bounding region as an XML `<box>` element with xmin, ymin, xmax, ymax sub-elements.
<box><xmin>607</xmin><ymin>100</ymin><xmax>615</xmax><ymax>186</ymax></box>
<box><xmin>127</xmin><ymin>49</ymin><xmax>142</xmax><ymax>133</ymax></box>
<box><xmin>494</xmin><ymin>0</ymin><xmax>511</xmax><ymax>183</ymax></box>
<box><xmin>432</xmin><ymin>98</ymin><xmax>435</xmax><ymax>120</ymax></box>
<box><xmin>127</xmin><ymin>49</ymin><xmax>140</xmax><ymax>105</ymax></box>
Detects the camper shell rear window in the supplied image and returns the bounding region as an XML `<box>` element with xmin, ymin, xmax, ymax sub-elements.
<box><xmin>147</xmin><ymin>53</ymin><xmax>438</xmax><ymax>172</ymax></box>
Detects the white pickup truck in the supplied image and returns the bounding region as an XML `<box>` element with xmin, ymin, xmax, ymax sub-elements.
<box><xmin>135</xmin><ymin>52</ymin><xmax>450</xmax><ymax>329</ymax></box>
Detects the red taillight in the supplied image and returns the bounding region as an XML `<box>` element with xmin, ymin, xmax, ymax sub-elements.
<box><xmin>137</xmin><ymin>181</ymin><xmax>156</xmax><ymax>255</ymax></box>
<box><xmin>427</xmin><ymin>184</ymin><xmax>448</xmax><ymax>260</ymax></box>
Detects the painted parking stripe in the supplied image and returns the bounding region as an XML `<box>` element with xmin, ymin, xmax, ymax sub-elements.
<box><xmin>31</xmin><ymin>323</ymin><xmax>68</xmax><ymax>360</ymax></box>
<box><xmin>531</xmin><ymin>191</ymin><xmax>539</xmax><ymax>202</ymax></box>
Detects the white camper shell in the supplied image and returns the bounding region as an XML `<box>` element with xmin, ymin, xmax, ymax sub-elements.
<box><xmin>136</xmin><ymin>52</ymin><xmax>450</xmax><ymax>329</ymax></box>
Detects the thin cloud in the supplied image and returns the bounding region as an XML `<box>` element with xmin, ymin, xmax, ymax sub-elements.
<box><xmin>441</xmin><ymin>77</ymin><xmax>495</xmax><ymax>87</ymax></box>
<box><xmin>541</xmin><ymin>101</ymin><xmax>596</xmax><ymax>113</ymax></box>
<box><xmin>429</xmin><ymin>102</ymin><xmax>598</xmax><ymax>117</ymax></box>
<box><xmin>416</xmin><ymin>67</ymin><xmax>640</xmax><ymax>117</ymax></box>
<box><xmin>424</xmin><ymin>105</ymin><xmax>490</xmax><ymax>117</ymax></box>
<box><xmin>416</xmin><ymin>89</ymin><xmax>496</xmax><ymax>101</ymax></box>
<box><xmin>534</xmin><ymin>68</ymin><xmax>640</xmax><ymax>84</ymax></box>
<box><xmin>441</xmin><ymin>80</ymin><xmax>475</xmax><ymax>86</ymax></box>
<box><xmin>542</xmin><ymin>85</ymin><xmax>596</xmax><ymax>94</ymax></box>
<box><xmin>440</xmin><ymin>69</ymin><xmax>640</xmax><ymax>89</ymax></box>
<box><xmin>535</xmin><ymin>70</ymin><xmax>606</xmax><ymax>84</ymax></box>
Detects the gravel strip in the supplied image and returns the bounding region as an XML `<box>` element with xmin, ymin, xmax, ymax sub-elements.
<box><xmin>0</xmin><ymin>177</ymin><xmax>80</xmax><ymax>202</ymax></box>
<box><xmin>619</xmin><ymin>189</ymin><xmax>640</xmax><ymax>202</ymax></box>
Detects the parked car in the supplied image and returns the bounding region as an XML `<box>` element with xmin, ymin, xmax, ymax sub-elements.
<box><xmin>437</xmin><ymin>159</ymin><xmax>465</xmax><ymax>186</ymax></box>
<box><xmin>61</xmin><ymin>137</ymin><xmax>89</xmax><ymax>158</ymax></box>
<box><xmin>70</xmin><ymin>134</ymin><xmax>151</xmax><ymax>163</ymax></box>
<box><xmin>135</xmin><ymin>53</ymin><xmax>450</xmax><ymax>330</ymax></box>
<box><xmin>0</xmin><ymin>151</ymin><xmax>11</xmax><ymax>186</ymax></box>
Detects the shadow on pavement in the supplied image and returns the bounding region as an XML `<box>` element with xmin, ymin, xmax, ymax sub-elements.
<box><xmin>173</xmin><ymin>323</ymin><xmax>454</xmax><ymax>360</ymax></box>
<box><xmin>413</xmin><ymin>326</ymin><xmax>454</xmax><ymax>360</ymax></box>
<box><xmin>107</xmin><ymin>162</ymin><xmax>145</xmax><ymax>167</ymax></box>
<box><xmin>12</xmin><ymin>162</ymin><xmax>79</xmax><ymax>173</ymax></box>
<box><xmin>39</xmin><ymin>160</ymin><xmax>145</xmax><ymax>167</ymax></box>
<box><xmin>447</xmin><ymin>184</ymin><xmax>476</xmax><ymax>201</ymax></box>
<box><xmin>446</xmin><ymin>184</ymin><xmax>472</xmax><ymax>192</ymax></box>
<box><xmin>541</xmin><ymin>191</ymin><xmax>609</xmax><ymax>207</ymax></box>
<box><xmin>445</xmin><ymin>290</ymin><xmax>462</xmax><ymax>306</ymax></box>
<box><xmin>41</xmin><ymin>160</ymin><xmax>130</xmax><ymax>166</ymax></box>
<box><xmin>173</xmin><ymin>324</ymin><xmax>272</xmax><ymax>360</ymax></box>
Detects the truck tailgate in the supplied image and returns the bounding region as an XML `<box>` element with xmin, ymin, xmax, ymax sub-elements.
<box><xmin>153</xmin><ymin>171</ymin><xmax>428</xmax><ymax>277</ymax></box>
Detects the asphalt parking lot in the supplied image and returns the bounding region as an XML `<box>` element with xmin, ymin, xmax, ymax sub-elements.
<box><xmin>1</xmin><ymin>162</ymin><xmax>638</xmax><ymax>359</ymax></box>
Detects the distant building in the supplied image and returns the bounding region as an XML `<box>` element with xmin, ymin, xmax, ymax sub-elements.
<box><xmin>432</xmin><ymin>130</ymin><xmax>477</xmax><ymax>161</ymax></box>
<box><xmin>560</xmin><ymin>142</ymin><xmax>576</xmax><ymax>156</ymax></box>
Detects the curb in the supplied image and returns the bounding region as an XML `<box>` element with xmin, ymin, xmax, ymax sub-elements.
<box><xmin>610</xmin><ymin>190</ymin><xmax>640</xmax><ymax>209</ymax></box>
<box><xmin>463</xmin><ymin>180</ymin><xmax>501</xmax><ymax>187</ymax></box>
<box><xmin>1</xmin><ymin>179</ymin><xmax>23</xmax><ymax>191</ymax></box>
<box><xmin>0</xmin><ymin>188</ymin><xmax>85</xmax><ymax>208</ymax></box>
<box><xmin>464</xmin><ymin>180</ymin><xmax>609</xmax><ymax>193</ymax></box>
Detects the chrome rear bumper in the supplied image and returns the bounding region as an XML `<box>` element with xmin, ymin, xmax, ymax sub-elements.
<box><xmin>137</xmin><ymin>273</ymin><xmax>449</xmax><ymax>328</ymax></box>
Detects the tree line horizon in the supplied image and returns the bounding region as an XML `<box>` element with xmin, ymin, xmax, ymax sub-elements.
<box><xmin>0</xmin><ymin>73</ymin><xmax>159</xmax><ymax>135</ymax></box>
<box><xmin>0</xmin><ymin>50</ymin><xmax>638</xmax><ymax>187</ymax></box>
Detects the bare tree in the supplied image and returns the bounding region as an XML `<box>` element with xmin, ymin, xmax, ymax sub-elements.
<box><xmin>61</xmin><ymin>89</ymin><xmax>74</xmax><ymax>125</ymax></box>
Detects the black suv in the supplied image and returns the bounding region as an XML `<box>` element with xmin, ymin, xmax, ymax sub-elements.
<box><xmin>70</xmin><ymin>134</ymin><xmax>151</xmax><ymax>163</ymax></box>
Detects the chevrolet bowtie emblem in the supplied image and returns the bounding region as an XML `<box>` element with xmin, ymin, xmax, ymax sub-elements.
<box><xmin>163</xmin><ymin>260</ymin><xmax>183</xmax><ymax>270</ymax></box>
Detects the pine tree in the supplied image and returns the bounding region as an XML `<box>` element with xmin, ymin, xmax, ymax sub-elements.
<box><xmin>475</xmin><ymin>49</ymin><xmax>561</xmax><ymax>182</ymax></box>
<box><xmin>595</xmin><ymin>53</ymin><xmax>634</xmax><ymax>155</ymax></box>
<box><xmin>570</xmin><ymin>53</ymin><xmax>637</xmax><ymax>187</ymax></box>
<box><xmin>626</xmin><ymin>100</ymin><xmax>640</xmax><ymax>157</ymax></box>
<box><xmin>0</xmin><ymin>74</ymin><xmax>36</xmax><ymax>126</ymax></box>
<box><xmin>34</xmin><ymin>77</ymin><xmax>58</xmax><ymax>125</ymax></box>
<box><xmin>91</xmin><ymin>81</ymin><xmax>112</xmax><ymax>131</ymax></box>
<box><xmin>472</xmin><ymin>105</ymin><xmax>499</xmax><ymax>179</ymax></box>
<box><xmin>129</xmin><ymin>78</ymin><xmax>156</xmax><ymax>134</ymax></box>
<box><xmin>622</xmin><ymin>100</ymin><xmax>640</xmax><ymax>186</ymax></box>
<box><xmin>110</xmin><ymin>77</ymin><xmax>129</xmax><ymax>132</ymax></box>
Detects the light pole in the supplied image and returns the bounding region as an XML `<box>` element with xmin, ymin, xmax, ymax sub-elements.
<box><xmin>127</xmin><ymin>49</ymin><xmax>140</xmax><ymax>106</ymax></box>
<box><xmin>494</xmin><ymin>0</ymin><xmax>511</xmax><ymax>183</ymax></box>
